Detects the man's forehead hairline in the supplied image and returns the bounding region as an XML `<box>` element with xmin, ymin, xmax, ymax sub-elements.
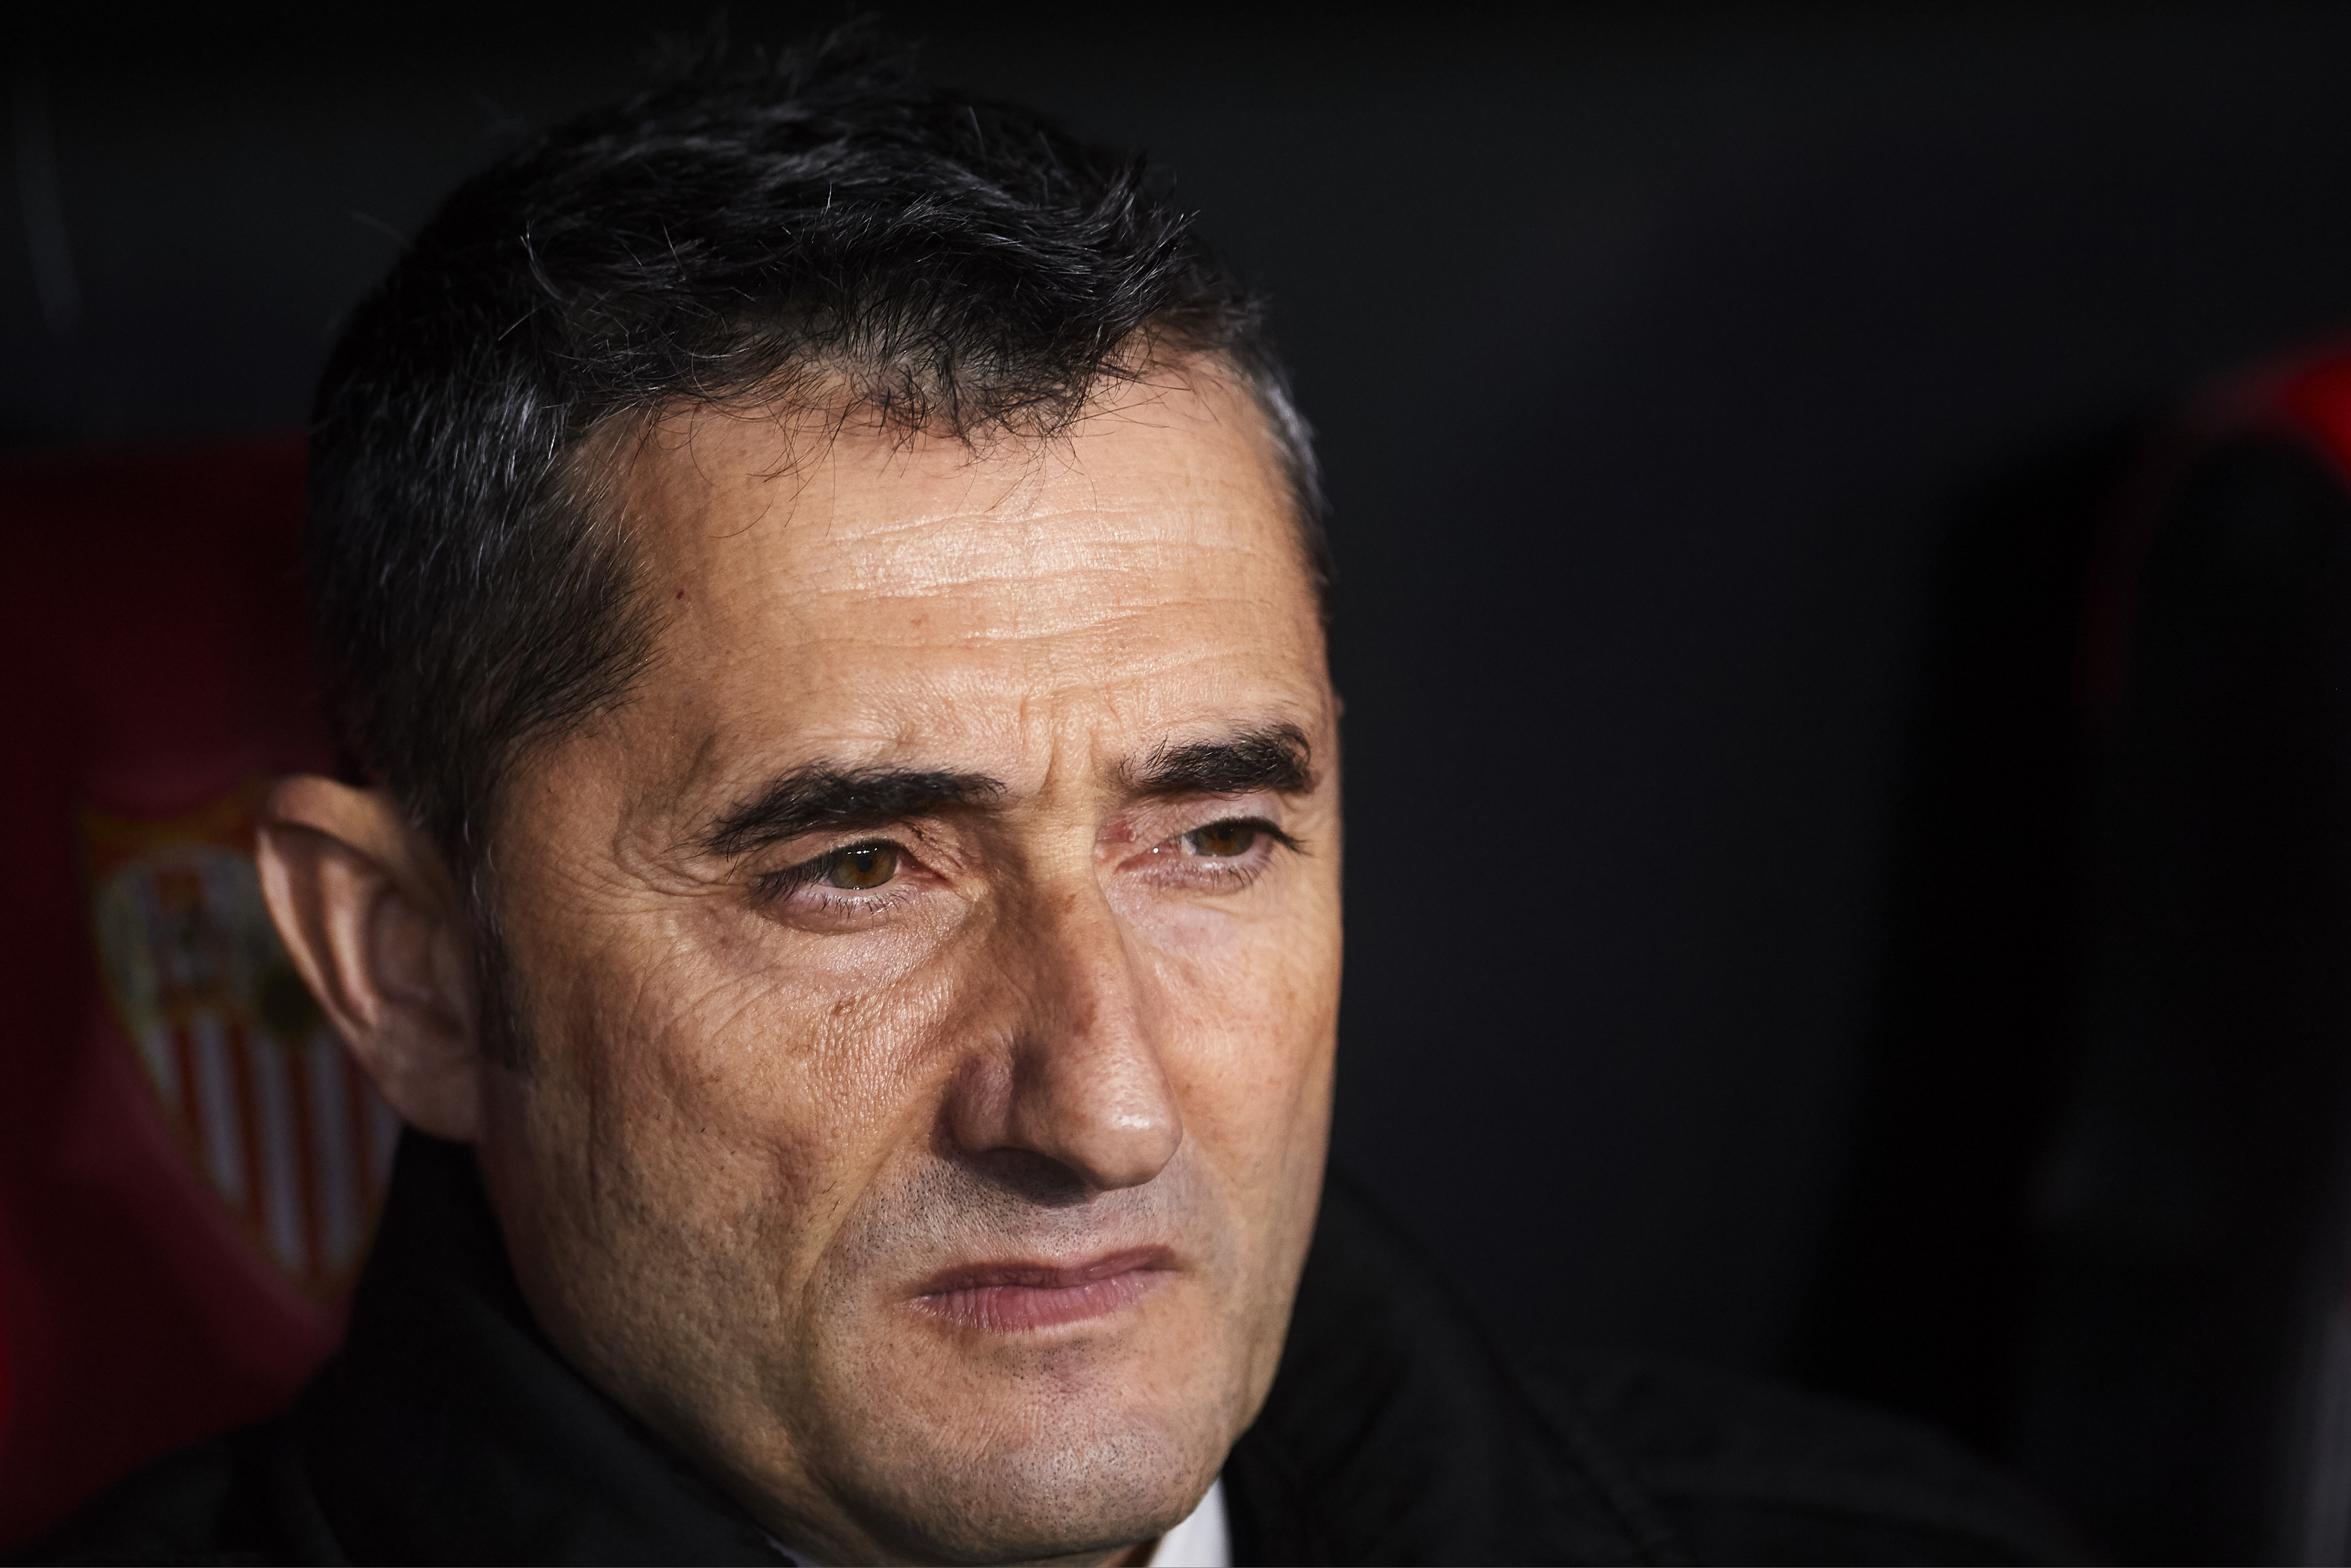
<box><xmin>576</xmin><ymin>348</ymin><xmax>1304</xmax><ymax>567</ymax></box>
<box><xmin>600</xmin><ymin>344</ymin><xmax>1265</xmax><ymax>466</ymax></box>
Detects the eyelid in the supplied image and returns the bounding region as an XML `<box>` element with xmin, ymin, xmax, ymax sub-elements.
<box><xmin>769</xmin><ymin>826</ymin><xmax>927</xmax><ymax>866</ymax></box>
<box><xmin>1128</xmin><ymin>788</ymin><xmax>1295</xmax><ymax>839</ymax></box>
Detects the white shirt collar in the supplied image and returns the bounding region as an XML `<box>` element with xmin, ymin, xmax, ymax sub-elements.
<box><xmin>765</xmin><ymin>1476</ymin><xmax>1231</xmax><ymax>1567</ymax></box>
<box><xmin>1146</xmin><ymin>1478</ymin><xmax>1231</xmax><ymax>1568</ymax></box>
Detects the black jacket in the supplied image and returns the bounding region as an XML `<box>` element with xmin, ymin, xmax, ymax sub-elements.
<box><xmin>27</xmin><ymin>1135</ymin><xmax>2075</xmax><ymax>1565</ymax></box>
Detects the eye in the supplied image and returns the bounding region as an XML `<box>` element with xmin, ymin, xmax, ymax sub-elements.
<box><xmin>1183</xmin><ymin>820</ymin><xmax>1259</xmax><ymax>858</ymax></box>
<box><xmin>820</xmin><ymin>843</ymin><xmax>900</xmax><ymax>890</ymax></box>
<box><xmin>750</xmin><ymin>838</ymin><xmax>922</xmax><ymax>923</ymax></box>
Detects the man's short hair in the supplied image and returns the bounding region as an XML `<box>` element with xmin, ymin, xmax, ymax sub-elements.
<box><xmin>307</xmin><ymin>33</ymin><xmax>1325</xmax><ymax>874</ymax></box>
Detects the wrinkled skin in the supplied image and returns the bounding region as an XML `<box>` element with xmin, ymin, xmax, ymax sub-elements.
<box><xmin>257</xmin><ymin>366</ymin><xmax>1343</xmax><ymax>1565</ymax></box>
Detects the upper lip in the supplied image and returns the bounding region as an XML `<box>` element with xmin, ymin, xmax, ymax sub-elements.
<box><xmin>912</xmin><ymin>1245</ymin><xmax>1178</xmax><ymax>1297</ymax></box>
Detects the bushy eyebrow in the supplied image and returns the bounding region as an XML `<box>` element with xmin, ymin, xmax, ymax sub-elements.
<box><xmin>698</xmin><ymin>724</ymin><xmax>1313</xmax><ymax>857</ymax></box>
<box><xmin>699</xmin><ymin>765</ymin><xmax>1006</xmax><ymax>857</ymax></box>
<box><xmin>1127</xmin><ymin>723</ymin><xmax>1316</xmax><ymax>797</ymax></box>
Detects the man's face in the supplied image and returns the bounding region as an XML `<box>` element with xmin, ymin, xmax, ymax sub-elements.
<box><xmin>473</xmin><ymin>370</ymin><xmax>1341</xmax><ymax>1564</ymax></box>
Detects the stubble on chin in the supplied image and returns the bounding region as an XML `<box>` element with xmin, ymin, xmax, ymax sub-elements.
<box><xmin>759</xmin><ymin>1148</ymin><xmax>1252</xmax><ymax>1562</ymax></box>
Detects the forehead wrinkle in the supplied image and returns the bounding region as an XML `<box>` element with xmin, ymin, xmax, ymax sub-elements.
<box><xmin>768</xmin><ymin>570</ymin><xmax>1300</xmax><ymax>657</ymax></box>
<box><xmin>820</xmin><ymin>509</ymin><xmax>1241</xmax><ymax>602</ymax></box>
<box><xmin>760</xmin><ymin>642</ymin><xmax>1319</xmax><ymax>754</ymax></box>
<box><xmin>634</xmin><ymin>463</ymin><xmax>1298</xmax><ymax>662</ymax></box>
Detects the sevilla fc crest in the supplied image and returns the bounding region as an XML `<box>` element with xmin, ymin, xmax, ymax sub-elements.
<box><xmin>80</xmin><ymin>781</ymin><xmax>399</xmax><ymax>1297</ymax></box>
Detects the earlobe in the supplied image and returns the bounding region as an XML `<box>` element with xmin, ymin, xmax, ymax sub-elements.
<box><xmin>255</xmin><ymin>775</ymin><xmax>485</xmax><ymax>1143</ymax></box>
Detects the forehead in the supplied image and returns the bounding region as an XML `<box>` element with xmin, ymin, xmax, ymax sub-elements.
<box><xmin>604</xmin><ymin>374</ymin><xmax>1328</xmax><ymax>783</ymax></box>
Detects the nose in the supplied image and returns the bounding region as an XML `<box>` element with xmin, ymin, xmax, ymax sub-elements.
<box><xmin>945</xmin><ymin>885</ymin><xmax>1183</xmax><ymax>1192</ymax></box>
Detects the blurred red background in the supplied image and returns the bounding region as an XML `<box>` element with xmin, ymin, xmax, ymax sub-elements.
<box><xmin>0</xmin><ymin>438</ymin><xmax>359</xmax><ymax>1545</ymax></box>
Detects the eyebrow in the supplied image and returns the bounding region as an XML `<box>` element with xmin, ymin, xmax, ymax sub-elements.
<box><xmin>699</xmin><ymin>765</ymin><xmax>1006</xmax><ymax>857</ymax></box>
<box><xmin>1128</xmin><ymin>723</ymin><xmax>1317</xmax><ymax>798</ymax></box>
<box><xmin>697</xmin><ymin>723</ymin><xmax>1316</xmax><ymax>858</ymax></box>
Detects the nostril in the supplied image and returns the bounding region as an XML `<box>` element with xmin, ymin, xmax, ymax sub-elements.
<box><xmin>959</xmin><ymin>1146</ymin><xmax>1101</xmax><ymax>1207</ymax></box>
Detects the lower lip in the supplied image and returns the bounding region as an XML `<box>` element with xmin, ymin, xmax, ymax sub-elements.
<box><xmin>914</xmin><ymin>1260</ymin><xmax>1172</xmax><ymax>1333</ymax></box>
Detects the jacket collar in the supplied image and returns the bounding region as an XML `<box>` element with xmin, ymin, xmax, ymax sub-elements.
<box><xmin>1225</xmin><ymin>1172</ymin><xmax>1665</xmax><ymax>1564</ymax></box>
<box><xmin>296</xmin><ymin>1134</ymin><xmax>783</xmax><ymax>1564</ymax></box>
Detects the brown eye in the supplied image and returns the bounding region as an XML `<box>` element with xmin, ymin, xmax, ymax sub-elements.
<box><xmin>824</xmin><ymin>844</ymin><xmax>900</xmax><ymax>890</ymax></box>
<box><xmin>1184</xmin><ymin>821</ymin><xmax>1258</xmax><ymax>858</ymax></box>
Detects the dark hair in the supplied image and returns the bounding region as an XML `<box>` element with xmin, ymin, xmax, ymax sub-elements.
<box><xmin>308</xmin><ymin>33</ymin><xmax>1324</xmax><ymax>877</ymax></box>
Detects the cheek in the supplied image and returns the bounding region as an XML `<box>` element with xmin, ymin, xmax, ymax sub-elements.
<box><xmin>503</xmin><ymin>892</ymin><xmax>967</xmax><ymax>1251</ymax></box>
<box><xmin>1138</xmin><ymin>907</ymin><xmax>1341</xmax><ymax>1182</ymax></box>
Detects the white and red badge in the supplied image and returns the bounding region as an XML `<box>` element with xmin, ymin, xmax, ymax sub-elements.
<box><xmin>79</xmin><ymin>780</ymin><xmax>397</xmax><ymax>1300</ymax></box>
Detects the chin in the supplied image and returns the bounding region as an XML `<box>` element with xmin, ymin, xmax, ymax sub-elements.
<box><xmin>870</xmin><ymin>1434</ymin><xmax>1207</xmax><ymax>1565</ymax></box>
<box><xmin>808</xmin><ymin>1347</ymin><xmax>1226</xmax><ymax>1564</ymax></box>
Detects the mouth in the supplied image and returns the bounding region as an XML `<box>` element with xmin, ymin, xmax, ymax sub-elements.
<box><xmin>910</xmin><ymin>1245</ymin><xmax>1178</xmax><ymax>1333</ymax></box>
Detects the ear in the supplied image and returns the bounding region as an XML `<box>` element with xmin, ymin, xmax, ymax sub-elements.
<box><xmin>255</xmin><ymin>775</ymin><xmax>484</xmax><ymax>1143</ymax></box>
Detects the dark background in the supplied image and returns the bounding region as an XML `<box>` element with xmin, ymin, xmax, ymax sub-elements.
<box><xmin>16</xmin><ymin>0</ymin><xmax>2351</xmax><ymax>1491</ymax></box>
